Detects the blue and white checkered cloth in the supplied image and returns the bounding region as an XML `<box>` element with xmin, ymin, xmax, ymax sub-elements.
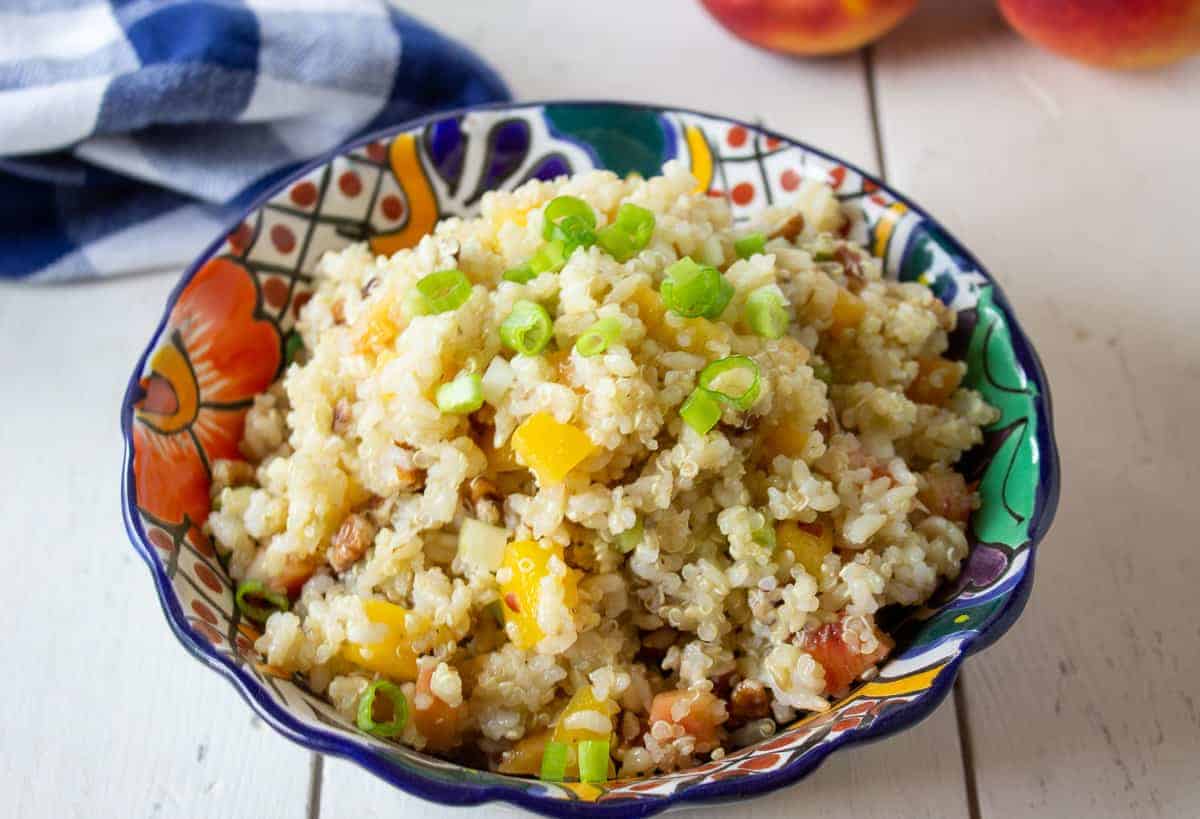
<box><xmin>0</xmin><ymin>1</ymin><xmax>509</xmax><ymax>281</ymax></box>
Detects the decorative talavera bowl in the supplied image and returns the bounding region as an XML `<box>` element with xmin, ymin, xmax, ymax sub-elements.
<box><xmin>120</xmin><ymin>101</ymin><xmax>1060</xmax><ymax>816</ymax></box>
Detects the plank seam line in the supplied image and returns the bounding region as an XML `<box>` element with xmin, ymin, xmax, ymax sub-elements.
<box><xmin>306</xmin><ymin>753</ymin><xmax>324</xmax><ymax>819</ymax></box>
<box><xmin>954</xmin><ymin>679</ymin><xmax>984</xmax><ymax>819</ymax></box>
<box><xmin>862</xmin><ymin>45</ymin><xmax>889</xmax><ymax>182</ymax></box>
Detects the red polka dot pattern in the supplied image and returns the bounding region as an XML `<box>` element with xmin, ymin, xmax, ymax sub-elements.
<box><xmin>148</xmin><ymin>528</ymin><xmax>173</xmax><ymax>553</ymax></box>
<box><xmin>289</xmin><ymin>181</ymin><xmax>317</xmax><ymax>207</ymax></box>
<box><xmin>192</xmin><ymin>620</ymin><xmax>223</xmax><ymax>645</ymax></box>
<box><xmin>726</xmin><ymin>125</ymin><xmax>748</xmax><ymax>148</ymax></box>
<box><xmin>228</xmin><ymin>222</ymin><xmax>253</xmax><ymax>254</ymax></box>
<box><xmin>828</xmin><ymin>166</ymin><xmax>847</xmax><ymax>189</ymax></box>
<box><xmin>339</xmin><ymin>171</ymin><xmax>363</xmax><ymax>197</ymax></box>
<box><xmin>194</xmin><ymin>562</ymin><xmax>224</xmax><ymax>594</ymax></box>
<box><xmin>262</xmin><ymin>276</ymin><xmax>289</xmax><ymax>309</ymax></box>
<box><xmin>366</xmin><ymin>141</ymin><xmax>387</xmax><ymax>162</ymax></box>
<box><xmin>731</xmin><ymin>182</ymin><xmax>755</xmax><ymax>206</ymax></box>
<box><xmin>292</xmin><ymin>291</ymin><xmax>312</xmax><ymax>318</ymax></box>
<box><xmin>736</xmin><ymin>752</ymin><xmax>781</xmax><ymax>771</ymax></box>
<box><xmin>765</xmin><ymin>137</ymin><xmax>781</xmax><ymax>150</ymax></box>
<box><xmin>380</xmin><ymin>194</ymin><xmax>404</xmax><ymax>222</ymax></box>
<box><xmin>780</xmin><ymin>169</ymin><xmax>800</xmax><ymax>192</ymax></box>
<box><xmin>189</xmin><ymin>528</ymin><xmax>214</xmax><ymax>557</ymax></box>
<box><xmin>191</xmin><ymin>600</ymin><xmax>218</xmax><ymax>625</ymax></box>
<box><xmin>270</xmin><ymin>224</ymin><xmax>296</xmax><ymax>254</ymax></box>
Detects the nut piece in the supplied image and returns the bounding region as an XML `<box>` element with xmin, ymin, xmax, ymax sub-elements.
<box><xmin>331</xmin><ymin>299</ymin><xmax>346</xmax><ymax>325</ymax></box>
<box><xmin>329</xmin><ymin>513</ymin><xmax>376</xmax><ymax>573</ymax></box>
<box><xmin>770</xmin><ymin>212</ymin><xmax>806</xmax><ymax>242</ymax></box>
<box><xmin>211</xmin><ymin>459</ymin><xmax>256</xmax><ymax>495</ymax></box>
<box><xmin>467</xmin><ymin>476</ymin><xmax>501</xmax><ymax>524</ymax></box>
<box><xmin>834</xmin><ymin>246</ymin><xmax>865</xmax><ymax>292</ymax></box>
<box><xmin>728</xmin><ymin>679</ymin><xmax>770</xmax><ymax>723</ymax></box>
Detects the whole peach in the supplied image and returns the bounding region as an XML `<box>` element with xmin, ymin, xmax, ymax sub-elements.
<box><xmin>700</xmin><ymin>0</ymin><xmax>920</xmax><ymax>56</ymax></box>
<box><xmin>997</xmin><ymin>0</ymin><xmax>1200</xmax><ymax>69</ymax></box>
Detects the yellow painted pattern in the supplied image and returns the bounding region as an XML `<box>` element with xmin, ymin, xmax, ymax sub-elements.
<box><xmin>369</xmin><ymin>134</ymin><xmax>438</xmax><ymax>257</ymax></box>
<box><xmin>563</xmin><ymin>782</ymin><xmax>604</xmax><ymax>802</ymax></box>
<box><xmin>852</xmin><ymin>662</ymin><xmax>947</xmax><ymax>700</ymax></box>
<box><xmin>137</xmin><ymin>342</ymin><xmax>198</xmax><ymax>433</ymax></box>
<box><xmin>684</xmin><ymin>125</ymin><xmax>713</xmax><ymax>194</ymax></box>
<box><xmin>871</xmin><ymin>201</ymin><xmax>909</xmax><ymax>259</ymax></box>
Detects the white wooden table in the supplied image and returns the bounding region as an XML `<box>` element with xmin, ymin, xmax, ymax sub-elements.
<box><xmin>4</xmin><ymin>1</ymin><xmax>1199</xmax><ymax>816</ymax></box>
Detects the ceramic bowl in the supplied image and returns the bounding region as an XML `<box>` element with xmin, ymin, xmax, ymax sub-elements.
<box><xmin>120</xmin><ymin>101</ymin><xmax>1060</xmax><ymax>816</ymax></box>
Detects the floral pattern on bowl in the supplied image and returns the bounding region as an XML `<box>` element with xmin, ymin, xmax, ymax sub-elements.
<box><xmin>120</xmin><ymin>101</ymin><xmax>1060</xmax><ymax>817</ymax></box>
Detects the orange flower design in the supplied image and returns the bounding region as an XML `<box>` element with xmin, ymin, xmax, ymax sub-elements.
<box><xmin>133</xmin><ymin>258</ymin><xmax>281</xmax><ymax>530</ymax></box>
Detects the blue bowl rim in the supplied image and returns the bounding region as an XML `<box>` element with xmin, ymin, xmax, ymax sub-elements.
<box><xmin>119</xmin><ymin>98</ymin><xmax>1061</xmax><ymax>818</ymax></box>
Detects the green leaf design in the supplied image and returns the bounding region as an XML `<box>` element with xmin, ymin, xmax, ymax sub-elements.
<box><xmin>962</xmin><ymin>286</ymin><xmax>1039</xmax><ymax>548</ymax></box>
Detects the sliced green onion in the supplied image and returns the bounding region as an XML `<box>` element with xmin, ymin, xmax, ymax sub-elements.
<box><xmin>596</xmin><ymin>224</ymin><xmax>638</xmax><ymax>262</ymax></box>
<box><xmin>699</xmin><ymin>355</ymin><xmax>761</xmax><ymax>410</ymax></box>
<box><xmin>811</xmin><ymin>359</ymin><xmax>833</xmax><ymax>384</ymax></box>
<box><xmin>539</xmin><ymin>739</ymin><xmax>570</xmax><ymax>781</ymax></box>
<box><xmin>543</xmin><ymin>196</ymin><xmax>596</xmax><ymax>240</ymax></box>
<box><xmin>735</xmin><ymin>232</ymin><xmax>767</xmax><ymax>259</ymax></box>
<box><xmin>416</xmin><ymin>269</ymin><xmax>471</xmax><ymax>314</ymax></box>
<box><xmin>575</xmin><ymin>316</ymin><xmax>622</xmax><ymax>357</ymax></box>
<box><xmin>549</xmin><ymin>213</ymin><xmax>597</xmax><ymax>252</ymax></box>
<box><xmin>356</xmin><ymin>680</ymin><xmax>408</xmax><ymax>738</ymax></box>
<box><xmin>500</xmin><ymin>300</ymin><xmax>553</xmax><ymax>356</ymax></box>
<box><xmin>744</xmin><ymin>286</ymin><xmax>789</xmax><ymax>339</ymax></box>
<box><xmin>235</xmin><ymin>580</ymin><xmax>289</xmax><ymax>623</ymax></box>
<box><xmin>615</xmin><ymin>518</ymin><xmax>644</xmax><ymax>553</ymax></box>
<box><xmin>597</xmin><ymin>204</ymin><xmax>656</xmax><ymax>262</ymax></box>
<box><xmin>502</xmin><ymin>263</ymin><xmax>535</xmax><ymax>284</ymax></box>
<box><xmin>529</xmin><ymin>239</ymin><xmax>568</xmax><ymax>275</ymax></box>
<box><xmin>680</xmin><ymin>388</ymin><xmax>723</xmax><ymax>435</ymax></box>
<box><xmin>660</xmin><ymin>257</ymin><xmax>733</xmax><ymax>319</ymax></box>
<box><xmin>614</xmin><ymin>203</ymin><xmax>655</xmax><ymax>246</ymax></box>
<box><xmin>284</xmin><ymin>331</ymin><xmax>304</xmax><ymax>366</ymax></box>
<box><xmin>436</xmin><ymin>372</ymin><xmax>483</xmax><ymax>414</ymax></box>
<box><xmin>577</xmin><ymin>739</ymin><xmax>610</xmax><ymax>783</ymax></box>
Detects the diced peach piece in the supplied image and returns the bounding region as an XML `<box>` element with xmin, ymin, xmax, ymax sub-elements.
<box><xmin>355</xmin><ymin>303</ymin><xmax>398</xmax><ymax>355</ymax></box>
<box><xmin>511</xmin><ymin>412</ymin><xmax>595</xmax><ymax>486</ymax></box>
<box><xmin>906</xmin><ymin>356</ymin><xmax>964</xmax><ymax>406</ymax></box>
<box><xmin>413</xmin><ymin>664</ymin><xmax>466</xmax><ymax>752</ymax></box>
<box><xmin>761</xmin><ymin>419</ymin><xmax>811</xmax><ymax>460</ymax></box>
<box><xmin>803</xmin><ymin>616</ymin><xmax>893</xmax><ymax>697</ymax></box>
<box><xmin>649</xmin><ymin>689</ymin><xmax>725</xmax><ymax>753</ymax></box>
<box><xmin>919</xmin><ymin>468</ymin><xmax>974</xmax><ymax>523</ymax></box>
<box><xmin>829</xmin><ymin>287</ymin><xmax>866</xmax><ymax>333</ymax></box>
<box><xmin>497</xmin><ymin>729</ymin><xmax>552</xmax><ymax>775</ymax></box>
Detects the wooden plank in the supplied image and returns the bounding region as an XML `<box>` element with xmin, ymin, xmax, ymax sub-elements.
<box><xmin>320</xmin><ymin>2</ymin><xmax>970</xmax><ymax>817</ymax></box>
<box><xmin>874</xmin><ymin>3</ymin><xmax>1200</xmax><ymax>817</ymax></box>
<box><xmin>0</xmin><ymin>274</ymin><xmax>312</xmax><ymax>819</ymax></box>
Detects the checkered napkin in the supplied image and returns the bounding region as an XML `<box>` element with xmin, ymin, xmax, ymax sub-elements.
<box><xmin>0</xmin><ymin>1</ymin><xmax>509</xmax><ymax>281</ymax></box>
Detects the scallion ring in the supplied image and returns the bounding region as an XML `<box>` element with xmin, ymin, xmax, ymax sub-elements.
<box><xmin>529</xmin><ymin>239</ymin><xmax>568</xmax><ymax>275</ymax></box>
<box><xmin>234</xmin><ymin>580</ymin><xmax>289</xmax><ymax>623</ymax></box>
<box><xmin>356</xmin><ymin>680</ymin><xmax>408</xmax><ymax>738</ymax></box>
<box><xmin>734</xmin><ymin>232</ymin><xmax>767</xmax><ymax>259</ymax></box>
<box><xmin>436</xmin><ymin>372</ymin><xmax>484</xmax><ymax>414</ymax></box>
<box><xmin>698</xmin><ymin>355</ymin><xmax>762</xmax><ymax>410</ymax></box>
<box><xmin>542</xmin><ymin>195</ymin><xmax>596</xmax><ymax>240</ymax></box>
<box><xmin>415</xmin><ymin>269</ymin><xmax>471</xmax><ymax>314</ymax></box>
<box><xmin>660</xmin><ymin>257</ymin><xmax>734</xmax><ymax>319</ymax></box>
<box><xmin>500</xmin><ymin>300</ymin><xmax>553</xmax><ymax>356</ymax></box>
<box><xmin>575</xmin><ymin>316</ymin><xmax>622</xmax><ymax>357</ymax></box>
<box><xmin>502</xmin><ymin>263</ymin><xmax>535</xmax><ymax>284</ymax></box>
<box><xmin>744</xmin><ymin>286</ymin><xmax>790</xmax><ymax>339</ymax></box>
<box><xmin>539</xmin><ymin>740</ymin><xmax>570</xmax><ymax>782</ymax></box>
<box><xmin>679</xmin><ymin>387</ymin><xmax>723</xmax><ymax>435</ymax></box>
<box><xmin>577</xmin><ymin>739</ymin><xmax>611</xmax><ymax>783</ymax></box>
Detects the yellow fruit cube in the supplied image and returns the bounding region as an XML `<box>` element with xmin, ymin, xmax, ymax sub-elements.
<box><xmin>500</xmin><ymin>539</ymin><xmax>578</xmax><ymax>650</ymax></box>
<box><xmin>511</xmin><ymin>412</ymin><xmax>596</xmax><ymax>486</ymax></box>
<box><xmin>553</xmin><ymin>685</ymin><xmax>617</xmax><ymax>745</ymax></box>
<box><xmin>777</xmin><ymin>520</ymin><xmax>834</xmax><ymax>579</ymax></box>
<box><xmin>340</xmin><ymin>598</ymin><xmax>418</xmax><ymax>681</ymax></box>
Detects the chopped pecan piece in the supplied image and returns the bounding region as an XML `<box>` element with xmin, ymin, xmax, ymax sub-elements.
<box><xmin>770</xmin><ymin>212</ymin><xmax>806</xmax><ymax>242</ymax></box>
<box><xmin>329</xmin><ymin>513</ymin><xmax>376</xmax><ymax>573</ymax></box>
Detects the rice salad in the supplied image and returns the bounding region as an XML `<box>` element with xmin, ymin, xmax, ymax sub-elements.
<box><xmin>206</xmin><ymin>162</ymin><xmax>998</xmax><ymax>781</ymax></box>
